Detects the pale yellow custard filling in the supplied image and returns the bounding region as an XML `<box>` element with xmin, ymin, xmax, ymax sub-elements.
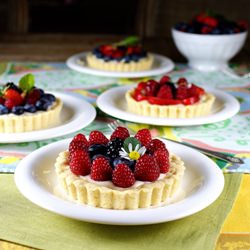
<box><xmin>86</xmin><ymin>53</ymin><xmax>154</xmax><ymax>72</ymax></box>
<box><xmin>55</xmin><ymin>151</ymin><xmax>185</xmax><ymax>210</ymax></box>
<box><xmin>0</xmin><ymin>98</ymin><xmax>62</xmax><ymax>133</ymax></box>
<box><xmin>126</xmin><ymin>90</ymin><xmax>215</xmax><ymax>118</ymax></box>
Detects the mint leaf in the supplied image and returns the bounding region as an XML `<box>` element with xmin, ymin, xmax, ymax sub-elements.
<box><xmin>123</xmin><ymin>137</ymin><xmax>141</xmax><ymax>153</ymax></box>
<box><xmin>116</xmin><ymin>36</ymin><xmax>140</xmax><ymax>46</ymax></box>
<box><xmin>19</xmin><ymin>73</ymin><xmax>35</xmax><ymax>92</ymax></box>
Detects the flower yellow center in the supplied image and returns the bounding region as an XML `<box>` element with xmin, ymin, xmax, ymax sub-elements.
<box><xmin>129</xmin><ymin>151</ymin><xmax>140</xmax><ymax>160</ymax></box>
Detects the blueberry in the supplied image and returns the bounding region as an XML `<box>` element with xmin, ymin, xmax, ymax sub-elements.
<box><xmin>12</xmin><ymin>106</ymin><xmax>24</xmax><ymax>115</ymax></box>
<box><xmin>112</xmin><ymin>157</ymin><xmax>135</xmax><ymax>171</ymax></box>
<box><xmin>211</xmin><ymin>28</ymin><xmax>221</xmax><ymax>34</ymax></box>
<box><xmin>104</xmin><ymin>56</ymin><xmax>111</xmax><ymax>62</ymax></box>
<box><xmin>35</xmin><ymin>99</ymin><xmax>51</xmax><ymax>111</ymax></box>
<box><xmin>124</xmin><ymin>55</ymin><xmax>131</xmax><ymax>63</ymax></box>
<box><xmin>95</xmin><ymin>52</ymin><xmax>103</xmax><ymax>58</ymax></box>
<box><xmin>37</xmin><ymin>88</ymin><xmax>44</xmax><ymax>95</ymax></box>
<box><xmin>0</xmin><ymin>104</ymin><xmax>9</xmax><ymax>115</ymax></box>
<box><xmin>131</xmin><ymin>55</ymin><xmax>139</xmax><ymax>62</ymax></box>
<box><xmin>88</xmin><ymin>144</ymin><xmax>107</xmax><ymax>159</ymax></box>
<box><xmin>24</xmin><ymin>104</ymin><xmax>37</xmax><ymax>113</ymax></box>
<box><xmin>187</xmin><ymin>27</ymin><xmax>195</xmax><ymax>33</ymax></box>
<box><xmin>42</xmin><ymin>93</ymin><xmax>56</xmax><ymax>102</ymax></box>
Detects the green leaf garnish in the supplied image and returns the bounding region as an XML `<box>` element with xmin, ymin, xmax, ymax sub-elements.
<box><xmin>116</xmin><ymin>36</ymin><xmax>140</xmax><ymax>46</ymax></box>
<box><xmin>123</xmin><ymin>137</ymin><xmax>141</xmax><ymax>153</ymax></box>
<box><xmin>19</xmin><ymin>73</ymin><xmax>35</xmax><ymax>92</ymax></box>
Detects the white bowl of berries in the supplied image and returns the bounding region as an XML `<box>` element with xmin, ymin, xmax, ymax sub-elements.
<box><xmin>172</xmin><ymin>12</ymin><xmax>248</xmax><ymax>71</ymax></box>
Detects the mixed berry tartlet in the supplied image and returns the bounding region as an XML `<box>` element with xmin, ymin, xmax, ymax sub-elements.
<box><xmin>0</xmin><ymin>74</ymin><xmax>62</xmax><ymax>133</ymax></box>
<box><xmin>126</xmin><ymin>76</ymin><xmax>215</xmax><ymax>118</ymax></box>
<box><xmin>55</xmin><ymin>127</ymin><xmax>185</xmax><ymax>210</ymax></box>
<box><xmin>86</xmin><ymin>37</ymin><xmax>153</xmax><ymax>72</ymax></box>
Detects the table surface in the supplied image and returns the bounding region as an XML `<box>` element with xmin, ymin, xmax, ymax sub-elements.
<box><xmin>0</xmin><ymin>62</ymin><xmax>250</xmax><ymax>249</ymax></box>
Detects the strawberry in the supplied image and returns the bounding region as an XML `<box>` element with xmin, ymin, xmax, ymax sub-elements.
<box><xmin>69</xmin><ymin>150</ymin><xmax>91</xmax><ymax>176</ymax></box>
<box><xmin>159</xmin><ymin>75</ymin><xmax>170</xmax><ymax>85</ymax></box>
<box><xmin>147</xmin><ymin>139</ymin><xmax>169</xmax><ymax>155</ymax></box>
<box><xmin>112</xmin><ymin>163</ymin><xmax>135</xmax><ymax>188</ymax></box>
<box><xmin>110</xmin><ymin>126</ymin><xmax>130</xmax><ymax>140</ymax></box>
<box><xmin>176</xmin><ymin>85</ymin><xmax>188</xmax><ymax>100</ymax></box>
<box><xmin>134</xmin><ymin>154</ymin><xmax>160</xmax><ymax>181</ymax></box>
<box><xmin>144</xmin><ymin>80</ymin><xmax>158</xmax><ymax>96</ymax></box>
<box><xmin>112</xmin><ymin>50</ymin><xmax>124</xmax><ymax>59</ymax></box>
<box><xmin>133</xmin><ymin>89</ymin><xmax>148</xmax><ymax>101</ymax></box>
<box><xmin>147</xmin><ymin>97</ymin><xmax>181</xmax><ymax>105</ymax></box>
<box><xmin>203</xmin><ymin>16</ymin><xmax>218</xmax><ymax>28</ymax></box>
<box><xmin>100</xmin><ymin>45</ymin><xmax>114</xmax><ymax>56</ymax></box>
<box><xmin>188</xmin><ymin>84</ymin><xmax>205</xmax><ymax>97</ymax></box>
<box><xmin>4</xmin><ymin>89</ymin><xmax>23</xmax><ymax>106</ymax></box>
<box><xmin>182</xmin><ymin>96</ymin><xmax>199</xmax><ymax>105</ymax></box>
<box><xmin>91</xmin><ymin>156</ymin><xmax>113</xmax><ymax>181</ymax></box>
<box><xmin>156</xmin><ymin>85</ymin><xmax>173</xmax><ymax>99</ymax></box>
<box><xmin>135</xmin><ymin>128</ymin><xmax>152</xmax><ymax>147</ymax></box>
<box><xmin>69</xmin><ymin>134</ymin><xmax>89</xmax><ymax>154</ymax></box>
<box><xmin>4</xmin><ymin>99</ymin><xmax>17</xmax><ymax>110</ymax></box>
<box><xmin>154</xmin><ymin>149</ymin><xmax>170</xmax><ymax>173</ymax></box>
<box><xmin>89</xmin><ymin>131</ymin><xmax>109</xmax><ymax>145</ymax></box>
<box><xmin>26</xmin><ymin>88</ymin><xmax>41</xmax><ymax>104</ymax></box>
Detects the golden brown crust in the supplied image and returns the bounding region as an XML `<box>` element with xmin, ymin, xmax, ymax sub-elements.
<box><xmin>126</xmin><ymin>90</ymin><xmax>215</xmax><ymax>118</ymax></box>
<box><xmin>86</xmin><ymin>53</ymin><xmax>154</xmax><ymax>72</ymax></box>
<box><xmin>0</xmin><ymin>98</ymin><xmax>62</xmax><ymax>133</ymax></box>
<box><xmin>55</xmin><ymin>151</ymin><xmax>185</xmax><ymax>210</ymax></box>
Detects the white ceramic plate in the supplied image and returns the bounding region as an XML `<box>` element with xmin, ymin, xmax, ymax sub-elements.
<box><xmin>96</xmin><ymin>86</ymin><xmax>240</xmax><ymax>126</ymax></box>
<box><xmin>0</xmin><ymin>92</ymin><xmax>96</xmax><ymax>143</ymax></box>
<box><xmin>15</xmin><ymin>138</ymin><xmax>224</xmax><ymax>225</ymax></box>
<box><xmin>66</xmin><ymin>52</ymin><xmax>174</xmax><ymax>78</ymax></box>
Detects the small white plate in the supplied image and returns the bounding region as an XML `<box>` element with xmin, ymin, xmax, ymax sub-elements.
<box><xmin>96</xmin><ymin>86</ymin><xmax>240</xmax><ymax>126</ymax></box>
<box><xmin>66</xmin><ymin>52</ymin><xmax>175</xmax><ymax>78</ymax></box>
<box><xmin>14</xmin><ymin>138</ymin><xmax>224</xmax><ymax>225</ymax></box>
<box><xmin>0</xmin><ymin>92</ymin><xmax>96</xmax><ymax>143</ymax></box>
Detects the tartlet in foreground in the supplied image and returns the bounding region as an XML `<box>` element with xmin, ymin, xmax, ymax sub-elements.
<box><xmin>126</xmin><ymin>76</ymin><xmax>215</xmax><ymax>118</ymax></box>
<box><xmin>55</xmin><ymin>127</ymin><xmax>185</xmax><ymax>210</ymax></box>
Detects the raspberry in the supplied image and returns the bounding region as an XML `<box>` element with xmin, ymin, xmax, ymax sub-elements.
<box><xmin>69</xmin><ymin>134</ymin><xmax>89</xmax><ymax>154</ymax></box>
<box><xmin>154</xmin><ymin>149</ymin><xmax>170</xmax><ymax>173</ymax></box>
<box><xmin>177</xmin><ymin>78</ymin><xmax>188</xmax><ymax>86</ymax></box>
<box><xmin>134</xmin><ymin>154</ymin><xmax>160</xmax><ymax>181</ymax></box>
<box><xmin>110</xmin><ymin>126</ymin><xmax>129</xmax><ymax>140</ymax></box>
<box><xmin>91</xmin><ymin>156</ymin><xmax>112</xmax><ymax>181</ymax></box>
<box><xmin>4</xmin><ymin>89</ymin><xmax>23</xmax><ymax>106</ymax></box>
<box><xmin>89</xmin><ymin>131</ymin><xmax>109</xmax><ymax>145</ymax></box>
<box><xmin>159</xmin><ymin>75</ymin><xmax>170</xmax><ymax>85</ymax></box>
<box><xmin>134</xmin><ymin>129</ymin><xmax>152</xmax><ymax>147</ymax></box>
<box><xmin>26</xmin><ymin>88</ymin><xmax>41</xmax><ymax>105</ymax></box>
<box><xmin>147</xmin><ymin>139</ymin><xmax>169</xmax><ymax>154</ymax></box>
<box><xmin>176</xmin><ymin>85</ymin><xmax>188</xmax><ymax>100</ymax></box>
<box><xmin>156</xmin><ymin>85</ymin><xmax>173</xmax><ymax>99</ymax></box>
<box><xmin>69</xmin><ymin>150</ymin><xmax>91</xmax><ymax>176</ymax></box>
<box><xmin>0</xmin><ymin>97</ymin><xmax>5</xmax><ymax>105</ymax></box>
<box><xmin>112</xmin><ymin>163</ymin><xmax>135</xmax><ymax>188</ymax></box>
<box><xmin>188</xmin><ymin>84</ymin><xmax>205</xmax><ymax>97</ymax></box>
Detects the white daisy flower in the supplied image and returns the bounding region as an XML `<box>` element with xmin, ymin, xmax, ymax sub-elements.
<box><xmin>119</xmin><ymin>143</ymin><xmax>146</xmax><ymax>160</ymax></box>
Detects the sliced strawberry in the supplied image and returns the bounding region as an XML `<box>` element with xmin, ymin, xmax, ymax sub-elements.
<box><xmin>156</xmin><ymin>84</ymin><xmax>173</xmax><ymax>99</ymax></box>
<box><xmin>112</xmin><ymin>163</ymin><xmax>135</xmax><ymax>188</ymax></box>
<box><xmin>91</xmin><ymin>156</ymin><xmax>113</xmax><ymax>181</ymax></box>
<box><xmin>134</xmin><ymin>128</ymin><xmax>152</xmax><ymax>147</ymax></box>
<box><xmin>89</xmin><ymin>131</ymin><xmax>109</xmax><ymax>146</ymax></box>
<box><xmin>148</xmin><ymin>97</ymin><xmax>182</xmax><ymax>105</ymax></box>
<box><xmin>182</xmin><ymin>96</ymin><xmax>200</xmax><ymax>105</ymax></box>
<box><xmin>134</xmin><ymin>154</ymin><xmax>160</xmax><ymax>181</ymax></box>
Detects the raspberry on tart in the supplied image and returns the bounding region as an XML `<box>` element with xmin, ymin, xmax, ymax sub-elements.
<box><xmin>0</xmin><ymin>73</ymin><xmax>62</xmax><ymax>133</ymax></box>
<box><xmin>55</xmin><ymin>127</ymin><xmax>185</xmax><ymax>210</ymax></box>
<box><xmin>86</xmin><ymin>36</ymin><xmax>154</xmax><ymax>72</ymax></box>
<box><xmin>126</xmin><ymin>76</ymin><xmax>215</xmax><ymax>118</ymax></box>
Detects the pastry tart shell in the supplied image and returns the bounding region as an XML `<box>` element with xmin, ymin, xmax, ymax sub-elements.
<box><xmin>86</xmin><ymin>53</ymin><xmax>154</xmax><ymax>72</ymax></box>
<box><xmin>55</xmin><ymin>151</ymin><xmax>185</xmax><ymax>210</ymax></box>
<box><xmin>0</xmin><ymin>98</ymin><xmax>63</xmax><ymax>133</ymax></box>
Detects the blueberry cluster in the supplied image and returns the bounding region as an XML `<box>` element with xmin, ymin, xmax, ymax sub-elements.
<box><xmin>92</xmin><ymin>46</ymin><xmax>147</xmax><ymax>63</ymax></box>
<box><xmin>88</xmin><ymin>138</ymin><xmax>135</xmax><ymax>171</ymax></box>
